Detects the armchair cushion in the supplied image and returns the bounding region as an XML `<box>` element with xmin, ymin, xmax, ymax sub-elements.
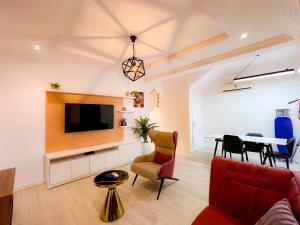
<box><xmin>131</xmin><ymin>162</ymin><xmax>161</xmax><ymax>180</ymax></box>
<box><xmin>154</xmin><ymin>151</ymin><xmax>172</xmax><ymax>165</ymax></box>
<box><xmin>133</xmin><ymin>152</ymin><xmax>155</xmax><ymax>163</ymax></box>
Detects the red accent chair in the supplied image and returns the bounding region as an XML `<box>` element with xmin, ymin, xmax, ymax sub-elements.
<box><xmin>192</xmin><ymin>157</ymin><xmax>300</xmax><ymax>225</ymax></box>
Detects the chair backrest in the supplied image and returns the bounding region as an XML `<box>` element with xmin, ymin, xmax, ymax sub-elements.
<box><xmin>244</xmin><ymin>133</ymin><xmax>264</xmax><ymax>151</ymax></box>
<box><xmin>222</xmin><ymin>135</ymin><xmax>244</xmax><ymax>154</ymax></box>
<box><xmin>148</xmin><ymin>130</ymin><xmax>178</xmax><ymax>157</ymax></box>
<box><xmin>287</xmin><ymin>137</ymin><xmax>296</xmax><ymax>158</ymax></box>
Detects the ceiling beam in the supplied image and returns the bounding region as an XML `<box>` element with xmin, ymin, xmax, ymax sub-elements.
<box><xmin>147</xmin><ymin>34</ymin><xmax>293</xmax><ymax>81</ymax></box>
<box><xmin>147</xmin><ymin>33</ymin><xmax>228</xmax><ymax>69</ymax></box>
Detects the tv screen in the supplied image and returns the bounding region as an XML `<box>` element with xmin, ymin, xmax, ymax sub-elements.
<box><xmin>65</xmin><ymin>103</ymin><xmax>114</xmax><ymax>133</ymax></box>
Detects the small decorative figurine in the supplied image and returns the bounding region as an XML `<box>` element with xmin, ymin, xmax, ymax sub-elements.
<box><xmin>120</xmin><ymin>118</ymin><xmax>127</xmax><ymax>126</ymax></box>
<box><xmin>50</xmin><ymin>82</ymin><xmax>60</xmax><ymax>90</ymax></box>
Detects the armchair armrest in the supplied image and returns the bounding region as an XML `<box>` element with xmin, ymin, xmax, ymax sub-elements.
<box><xmin>133</xmin><ymin>152</ymin><xmax>155</xmax><ymax>163</ymax></box>
<box><xmin>159</xmin><ymin>157</ymin><xmax>175</xmax><ymax>178</ymax></box>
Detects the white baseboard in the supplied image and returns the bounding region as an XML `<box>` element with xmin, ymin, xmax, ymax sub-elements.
<box><xmin>14</xmin><ymin>179</ymin><xmax>45</xmax><ymax>192</ymax></box>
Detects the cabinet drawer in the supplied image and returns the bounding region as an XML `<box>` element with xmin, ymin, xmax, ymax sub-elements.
<box><xmin>119</xmin><ymin>142</ymin><xmax>141</xmax><ymax>164</ymax></box>
<box><xmin>71</xmin><ymin>156</ymin><xmax>90</xmax><ymax>178</ymax></box>
<box><xmin>106</xmin><ymin>149</ymin><xmax>119</xmax><ymax>168</ymax></box>
<box><xmin>50</xmin><ymin>160</ymin><xmax>72</xmax><ymax>185</ymax></box>
<box><xmin>90</xmin><ymin>152</ymin><xmax>106</xmax><ymax>173</ymax></box>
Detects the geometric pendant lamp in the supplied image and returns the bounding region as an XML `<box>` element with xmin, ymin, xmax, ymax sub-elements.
<box><xmin>122</xmin><ymin>35</ymin><xmax>145</xmax><ymax>81</ymax></box>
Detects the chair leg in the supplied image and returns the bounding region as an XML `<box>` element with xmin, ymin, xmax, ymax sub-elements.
<box><xmin>286</xmin><ymin>158</ymin><xmax>290</xmax><ymax>170</ymax></box>
<box><xmin>230</xmin><ymin>152</ymin><xmax>232</xmax><ymax>159</ymax></box>
<box><xmin>241</xmin><ymin>153</ymin><xmax>244</xmax><ymax>162</ymax></box>
<box><xmin>132</xmin><ymin>174</ymin><xmax>138</xmax><ymax>186</ymax></box>
<box><xmin>224</xmin><ymin>150</ymin><xmax>227</xmax><ymax>158</ymax></box>
<box><xmin>213</xmin><ymin>141</ymin><xmax>219</xmax><ymax>156</ymax></box>
<box><xmin>268</xmin><ymin>155</ymin><xmax>273</xmax><ymax>167</ymax></box>
<box><xmin>245</xmin><ymin>151</ymin><xmax>249</xmax><ymax>162</ymax></box>
<box><xmin>263</xmin><ymin>154</ymin><xmax>268</xmax><ymax>165</ymax></box>
<box><xmin>273</xmin><ymin>157</ymin><xmax>277</xmax><ymax>167</ymax></box>
<box><xmin>259</xmin><ymin>152</ymin><xmax>263</xmax><ymax>164</ymax></box>
<box><xmin>157</xmin><ymin>178</ymin><xmax>165</xmax><ymax>200</ymax></box>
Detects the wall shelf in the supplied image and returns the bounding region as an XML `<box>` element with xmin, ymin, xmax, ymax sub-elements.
<box><xmin>120</xmin><ymin>125</ymin><xmax>135</xmax><ymax>128</ymax></box>
<box><xmin>118</xmin><ymin>110</ymin><xmax>134</xmax><ymax>113</ymax></box>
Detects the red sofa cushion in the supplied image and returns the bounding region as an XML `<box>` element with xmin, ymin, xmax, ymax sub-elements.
<box><xmin>209</xmin><ymin>157</ymin><xmax>293</xmax><ymax>224</ymax></box>
<box><xmin>192</xmin><ymin>205</ymin><xmax>246</xmax><ymax>225</ymax></box>
<box><xmin>219</xmin><ymin>179</ymin><xmax>285</xmax><ymax>224</ymax></box>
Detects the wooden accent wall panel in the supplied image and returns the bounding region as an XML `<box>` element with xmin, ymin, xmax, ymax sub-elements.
<box><xmin>45</xmin><ymin>91</ymin><xmax>123</xmax><ymax>153</ymax></box>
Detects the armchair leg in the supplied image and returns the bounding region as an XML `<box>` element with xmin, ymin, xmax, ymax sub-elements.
<box><xmin>165</xmin><ymin>177</ymin><xmax>179</xmax><ymax>181</ymax></box>
<box><xmin>157</xmin><ymin>178</ymin><xmax>165</xmax><ymax>200</ymax></box>
<box><xmin>132</xmin><ymin>174</ymin><xmax>138</xmax><ymax>186</ymax></box>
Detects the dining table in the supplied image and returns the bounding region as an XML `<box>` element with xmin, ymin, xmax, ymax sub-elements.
<box><xmin>205</xmin><ymin>134</ymin><xmax>287</xmax><ymax>166</ymax></box>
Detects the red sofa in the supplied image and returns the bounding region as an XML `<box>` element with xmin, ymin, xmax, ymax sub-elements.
<box><xmin>192</xmin><ymin>157</ymin><xmax>300</xmax><ymax>225</ymax></box>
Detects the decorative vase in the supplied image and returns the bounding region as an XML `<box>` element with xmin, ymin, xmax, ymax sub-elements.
<box><xmin>141</xmin><ymin>142</ymin><xmax>152</xmax><ymax>154</ymax></box>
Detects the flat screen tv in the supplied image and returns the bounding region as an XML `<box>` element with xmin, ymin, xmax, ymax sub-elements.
<box><xmin>65</xmin><ymin>103</ymin><xmax>114</xmax><ymax>133</ymax></box>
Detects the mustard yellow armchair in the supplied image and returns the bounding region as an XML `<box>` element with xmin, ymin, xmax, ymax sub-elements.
<box><xmin>130</xmin><ymin>130</ymin><xmax>179</xmax><ymax>200</ymax></box>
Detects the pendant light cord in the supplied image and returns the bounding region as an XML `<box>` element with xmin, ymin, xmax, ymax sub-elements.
<box><xmin>234</xmin><ymin>54</ymin><xmax>260</xmax><ymax>79</ymax></box>
<box><xmin>132</xmin><ymin>42</ymin><xmax>135</xmax><ymax>57</ymax></box>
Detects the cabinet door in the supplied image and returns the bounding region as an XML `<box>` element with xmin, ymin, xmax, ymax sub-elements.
<box><xmin>50</xmin><ymin>160</ymin><xmax>72</xmax><ymax>185</ymax></box>
<box><xmin>105</xmin><ymin>149</ymin><xmax>119</xmax><ymax>168</ymax></box>
<box><xmin>119</xmin><ymin>142</ymin><xmax>141</xmax><ymax>164</ymax></box>
<box><xmin>90</xmin><ymin>152</ymin><xmax>106</xmax><ymax>173</ymax></box>
<box><xmin>71</xmin><ymin>156</ymin><xmax>90</xmax><ymax>178</ymax></box>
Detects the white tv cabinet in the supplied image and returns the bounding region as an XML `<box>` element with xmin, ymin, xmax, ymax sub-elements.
<box><xmin>45</xmin><ymin>140</ymin><xmax>141</xmax><ymax>188</ymax></box>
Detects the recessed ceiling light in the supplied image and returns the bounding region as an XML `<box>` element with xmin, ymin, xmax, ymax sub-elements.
<box><xmin>34</xmin><ymin>45</ymin><xmax>41</xmax><ymax>50</ymax></box>
<box><xmin>241</xmin><ymin>33</ymin><xmax>247</xmax><ymax>39</ymax></box>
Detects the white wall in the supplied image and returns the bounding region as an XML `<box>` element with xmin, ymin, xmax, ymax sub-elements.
<box><xmin>150</xmin><ymin>73</ymin><xmax>203</xmax><ymax>152</ymax></box>
<box><xmin>200</xmin><ymin>54</ymin><xmax>300</xmax><ymax>154</ymax></box>
<box><xmin>0</xmin><ymin>55</ymin><xmax>150</xmax><ymax>190</ymax></box>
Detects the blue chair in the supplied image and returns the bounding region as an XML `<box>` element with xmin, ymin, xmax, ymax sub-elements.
<box><xmin>275</xmin><ymin>117</ymin><xmax>293</xmax><ymax>153</ymax></box>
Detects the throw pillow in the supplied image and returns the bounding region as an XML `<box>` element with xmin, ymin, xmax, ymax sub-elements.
<box><xmin>154</xmin><ymin>151</ymin><xmax>172</xmax><ymax>165</ymax></box>
<box><xmin>255</xmin><ymin>198</ymin><xmax>299</xmax><ymax>225</ymax></box>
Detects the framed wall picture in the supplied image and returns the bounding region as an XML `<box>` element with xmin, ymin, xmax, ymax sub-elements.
<box><xmin>132</xmin><ymin>91</ymin><xmax>144</xmax><ymax>108</ymax></box>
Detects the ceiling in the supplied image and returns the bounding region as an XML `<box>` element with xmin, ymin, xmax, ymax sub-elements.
<box><xmin>0</xmin><ymin>0</ymin><xmax>299</xmax><ymax>79</ymax></box>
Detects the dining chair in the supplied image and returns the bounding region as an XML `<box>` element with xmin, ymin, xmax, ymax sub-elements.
<box><xmin>244</xmin><ymin>133</ymin><xmax>265</xmax><ymax>164</ymax></box>
<box><xmin>264</xmin><ymin>138</ymin><xmax>296</xmax><ymax>169</ymax></box>
<box><xmin>223</xmin><ymin>135</ymin><xmax>248</xmax><ymax>162</ymax></box>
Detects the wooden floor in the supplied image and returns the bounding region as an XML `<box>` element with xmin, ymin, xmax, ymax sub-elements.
<box><xmin>13</xmin><ymin>151</ymin><xmax>212</xmax><ymax>225</ymax></box>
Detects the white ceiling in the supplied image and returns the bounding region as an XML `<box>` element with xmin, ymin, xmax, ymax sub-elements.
<box><xmin>0</xmin><ymin>0</ymin><xmax>299</xmax><ymax>78</ymax></box>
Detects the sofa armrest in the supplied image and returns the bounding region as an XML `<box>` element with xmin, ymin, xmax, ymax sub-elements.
<box><xmin>133</xmin><ymin>152</ymin><xmax>155</xmax><ymax>163</ymax></box>
<box><xmin>159</xmin><ymin>157</ymin><xmax>175</xmax><ymax>178</ymax></box>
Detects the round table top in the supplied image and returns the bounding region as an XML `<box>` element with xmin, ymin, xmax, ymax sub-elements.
<box><xmin>94</xmin><ymin>170</ymin><xmax>129</xmax><ymax>188</ymax></box>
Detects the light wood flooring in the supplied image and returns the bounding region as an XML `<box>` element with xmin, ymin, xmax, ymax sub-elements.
<box><xmin>12</xmin><ymin>149</ymin><xmax>300</xmax><ymax>225</ymax></box>
<box><xmin>13</xmin><ymin>151</ymin><xmax>212</xmax><ymax>225</ymax></box>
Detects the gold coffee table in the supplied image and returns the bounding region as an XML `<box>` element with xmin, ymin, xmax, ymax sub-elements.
<box><xmin>94</xmin><ymin>170</ymin><xmax>128</xmax><ymax>223</ymax></box>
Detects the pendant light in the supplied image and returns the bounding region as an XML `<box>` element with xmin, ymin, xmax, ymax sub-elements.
<box><xmin>122</xmin><ymin>35</ymin><xmax>145</xmax><ymax>81</ymax></box>
<box><xmin>233</xmin><ymin>68</ymin><xmax>295</xmax><ymax>83</ymax></box>
<box><xmin>233</xmin><ymin>54</ymin><xmax>295</xmax><ymax>83</ymax></box>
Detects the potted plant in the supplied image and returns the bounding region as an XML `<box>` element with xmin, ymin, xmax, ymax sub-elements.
<box><xmin>133</xmin><ymin>116</ymin><xmax>158</xmax><ymax>153</ymax></box>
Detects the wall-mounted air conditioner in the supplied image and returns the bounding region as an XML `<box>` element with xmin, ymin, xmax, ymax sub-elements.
<box><xmin>222</xmin><ymin>81</ymin><xmax>254</xmax><ymax>93</ymax></box>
